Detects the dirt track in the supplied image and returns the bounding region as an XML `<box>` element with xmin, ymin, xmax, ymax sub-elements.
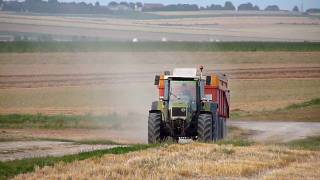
<box><xmin>1</xmin><ymin>120</ymin><xmax>320</xmax><ymax>161</ymax></box>
<box><xmin>0</xmin><ymin>141</ymin><xmax>121</xmax><ymax>161</ymax></box>
<box><xmin>230</xmin><ymin>121</ymin><xmax>320</xmax><ymax>143</ymax></box>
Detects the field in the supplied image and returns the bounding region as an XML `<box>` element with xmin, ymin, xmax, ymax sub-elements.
<box><xmin>2</xmin><ymin>41</ymin><xmax>320</xmax><ymax>52</ymax></box>
<box><xmin>12</xmin><ymin>141</ymin><xmax>320</xmax><ymax>179</ymax></box>
<box><xmin>0</xmin><ymin>47</ymin><xmax>319</xmax><ymax>147</ymax></box>
<box><xmin>1</xmin><ymin>11</ymin><xmax>320</xmax><ymax>41</ymax></box>
<box><xmin>0</xmin><ymin>10</ymin><xmax>320</xmax><ymax>179</ymax></box>
<box><xmin>0</xmin><ymin>50</ymin><xmax>319</xmax><ymax>116</ymax></box>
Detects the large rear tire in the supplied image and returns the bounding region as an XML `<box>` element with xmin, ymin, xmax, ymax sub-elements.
<box><xmin>197</xmin><ymin>113</ymin><xmax>213</xmax><ymax>142</ymax></box>
<box><xmin>148</xmin><ymin>112</ymin><xmax>162</xmax><ymax>144</ymax></box>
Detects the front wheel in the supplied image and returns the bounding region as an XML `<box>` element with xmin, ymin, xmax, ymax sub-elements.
<box><xmin>197</xmin><ymin>113</ymin><xmax>213</xmax><ymax>142</ymax></box>
<box><xmin>148</xmin><ymin>112</ymin><xmax>162</xmax><ymax>144</ymax></box>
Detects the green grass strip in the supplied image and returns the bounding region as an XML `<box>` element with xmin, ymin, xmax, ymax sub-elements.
<box><xmin>217</xmin><ymin>138</ymin><xmax>254</xmax><ymax>147</ymax></box>
<box><xmin>286</xmin><ymin>136</ymin><xmax>320</xmax><ymax>151</ymax></box>
<box><xmin>0</xmin><ymin>113</ymin><xmax>123</xmax><ymax>129</ymax></box>
<box><xmin>286</xmin><ymin>98</ymin><xmax>320</xmax><ymax>110</ymax></box>
<box><xmin>0</xmin><ymin>144</ymin><xmax>156</xmax><ymax>180</ymax></box>
<box><xmin>0</xmin><ymin>41</ymin><xmax>320</xmax><ymax>53</ymax></box>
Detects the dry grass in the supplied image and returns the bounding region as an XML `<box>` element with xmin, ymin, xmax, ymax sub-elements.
<box><xmin>13</xmin><ymin>143</ymin><xmax>320</xmax><ymax>179</ymax></box>
<box><xmin>231</xmin><ymin>78</ymin><xmax>320</xmax><ymax>111</ymax></box>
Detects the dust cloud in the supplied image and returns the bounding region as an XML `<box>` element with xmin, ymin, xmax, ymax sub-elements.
<box><xmin>0</xmin><ymin>51</ymin><xmax>228</xmax><ymax>143</ymax></box>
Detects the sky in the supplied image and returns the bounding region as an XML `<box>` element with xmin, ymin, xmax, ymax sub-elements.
<box><xmin>60</xmin><ymin>0</ymin><xmax>319</xmax><ymax>11</ymax></box>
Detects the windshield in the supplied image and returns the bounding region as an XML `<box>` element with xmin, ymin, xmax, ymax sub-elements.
<box><xmin>169</xmin><ymin>81</ymin><xmax>197</xmax><ymax>103</ymax></box>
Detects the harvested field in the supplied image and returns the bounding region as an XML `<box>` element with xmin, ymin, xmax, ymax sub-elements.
<box><xmin>13</xmin><ymin>143</ymin><xmax>320</xmax><ymax>179</ymax></box>
<box><xmin>1</xmin><ymin>12</ymin><xmax>320</xmax><ymax>41</ymax></box>
<box><xmin>0</xmin><ymin>66</ymin><xmax>319</xmax><ymax>88</ymax></box>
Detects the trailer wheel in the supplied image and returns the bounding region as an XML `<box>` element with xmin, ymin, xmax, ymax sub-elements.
<box><xmin>148</xmin><ymin>112</ymin><xmax>162</xmax><ymax>144</ymax></box>
<box><xmin>197</xmin><ymin>113</ymin><xmax>213</xmax><ymax>142</ymax></box>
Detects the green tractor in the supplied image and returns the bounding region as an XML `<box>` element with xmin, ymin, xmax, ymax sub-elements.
<box><xmin>148</xmin><ymin>67</ymin><xmax>230</xmax><ymax>143</ymax></box>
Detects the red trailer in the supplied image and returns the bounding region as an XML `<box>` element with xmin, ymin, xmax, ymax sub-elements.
<box><xmin>205</xmin><ymin>74</ymin><xmax>230</xmax><ymax>118</ymax></box>
<box><xmin>204</xmin><ymin>73</ymin><xmax>230</xmax><ymax>139</ymax></box>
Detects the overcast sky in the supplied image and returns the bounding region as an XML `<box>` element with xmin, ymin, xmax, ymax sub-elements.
<box><xmin>60</xmin><ymin>0</ymin><xmax>319</xmax><ymax>11</ymax></box>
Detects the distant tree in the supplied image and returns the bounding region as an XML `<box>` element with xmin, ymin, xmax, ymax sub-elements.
<box><xmin>306</xmin><ymin>8</ymin><xmax>320</xmax><ymax>13</ymax></box>
<box><xmin>108</xmin><ymin>1</ymin><xmax>118</xmax><ymax>7</ymax></box>
<box><xmin>238</xmin><ymin>3</ymin><xmax>259</xmax><ymax>11</ymax></box>
<box><xmin>129</xmin><ymin>2</ymin><xmax>135</xmax><ymax>9</ymax></box>
<box><xmin>238</xmin><ymin>3</ymin><xmax>252</xmax><ymax>11</ymax></box>
<box><xmin>265</xmin><ymin>5</ymin><xmax>279</xmax><ymax>11</ymax></box>
<box><xmin>2</xmin><ymin>0</ymin><xmax>112</xmax><ymax>14</ymax></box>
<box><xmin>119</xmin><ymin>1</ymin><xmax>129</xmax><ymax>7</ymax></box>
<box><xmin>156</xmin><ymin>4</ymin><xmax>199</xmax><ymax>11</ymax></box>
<box><xmin>207</xmin><ymin>4</ymin><xmax>223</xmax><ymax>10</ymax></box>
<box><xmin>48</xmin><ymin>0</ymin><xmax>58</xmax><ymax>4</ymax></box>
<box><xmin>224</xmin><ymin>1</ymin><xmax>235</xmax><ymax>10</ymax></box>
<box><xmin>3</xmin><ymin>0</ymin><xmax>24</xmax><ymax>12</ymax></box>
<box><xmin>293</xmin><ymin>6</ymin><xmax>299</xmax><ymax>12</ymax></box>
<box><xmin>136</xmin><ymin>2</ymin><xmax>143</xmax><ymax>8</ymax></box>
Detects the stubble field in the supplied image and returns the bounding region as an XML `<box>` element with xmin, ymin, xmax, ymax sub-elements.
<box><xmin>13</xmin><ymin>142</ymin><xmax>320</xmax><ymax>179</ymax></box>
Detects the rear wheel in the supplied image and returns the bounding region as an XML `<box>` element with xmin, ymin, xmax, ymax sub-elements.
<box><xmin>148</xmin><ymin>112</ymin><xmax>162</xmax><ymax>144</ymax></box>
<box><xmin>197</xmin><ymin>113</ymin><xmax>213</xmax><ymax>142</ymax></box>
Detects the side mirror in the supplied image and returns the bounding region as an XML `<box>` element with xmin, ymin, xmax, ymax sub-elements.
<box><xmin>154</xmin><ymin>75</ymin><xmax>160</xmax><ymax>85</ymax></box>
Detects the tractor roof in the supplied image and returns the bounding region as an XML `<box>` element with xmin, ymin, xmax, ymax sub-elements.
<box><xmin>169</xmin><ymin>68</ymin><xmax>198</xmax><ymax>78</ymax></box>
<box><xmin>161</xmin><ymin>68</ymin><xmax>228</xmax><ymax>82</ymax></box>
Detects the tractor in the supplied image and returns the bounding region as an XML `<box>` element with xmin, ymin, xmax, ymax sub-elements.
<box><xmin>148</xmin><ymin>67</ymin><xmax>230</xmax><ymax>143</ymax></box>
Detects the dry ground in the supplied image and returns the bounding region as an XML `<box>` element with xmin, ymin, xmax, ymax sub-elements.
<box><xmin>1</xmin><ymin>12</ymin><xmax>320</xmax><ymax>41</ymax></box>
<box><xmin>13</xmin><ymin>143</ymin><xmax>320</xmax><ymax>179</ymax></box>
<box><xmin>0</xmin><ymin>141</ymin><xmax>121</xmax><ymax>161</ymax></box>
<box><xmin>0</xmin><ymin>128</ymin><xmax>145</xmax><ymax>144</ymax></box>
<box><xmin>230</xmin><ymin>121</ymin><xmax>320</xmax><ymax>143</ymax></box>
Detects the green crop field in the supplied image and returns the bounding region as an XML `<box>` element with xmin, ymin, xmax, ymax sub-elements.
<box><xmin>1</xmin><ymin>41</ymin><xmax>320</xmax><ymax>53</ymax></box>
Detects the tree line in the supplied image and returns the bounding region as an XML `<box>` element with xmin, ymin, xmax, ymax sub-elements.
<box><xmin>0</xmin><ymin>0</ymin><xmax>316</xmax><ymax>14</ymax></box>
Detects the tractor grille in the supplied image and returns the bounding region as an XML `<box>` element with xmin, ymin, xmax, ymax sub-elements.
<box><xmin>172</xmin><ymin>107</ymin><xmax>187</xmax><ymax>117</ymax></box>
